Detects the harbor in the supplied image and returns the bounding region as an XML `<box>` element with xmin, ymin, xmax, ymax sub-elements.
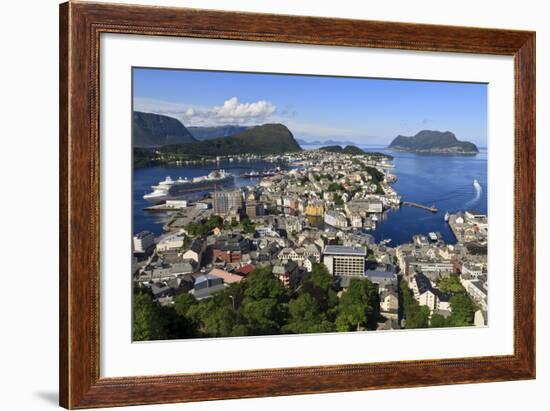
<box><xmin>134</xmin><ymin>148</ymin><xmax>487</xmax><ymax>245</ymax></box>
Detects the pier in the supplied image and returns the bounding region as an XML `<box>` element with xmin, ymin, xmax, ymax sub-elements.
<box><xmin>401</xmin><ymin>201</ymin><xmax>438</xmax><ymax>213</ymax></box>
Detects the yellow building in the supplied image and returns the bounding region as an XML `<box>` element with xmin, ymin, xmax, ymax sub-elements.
<box><xmin>305</xmin><ymin>202</ymin><xmax>324</xmax><ymax>217</ymax></box>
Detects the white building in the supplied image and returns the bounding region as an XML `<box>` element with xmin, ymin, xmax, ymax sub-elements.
<box><xmin>195</xmin><ymin>201</ymin><xmax>209</xmax><ymax>210</ymax></box>
<box><xmin>323</xmin><ymin>245</ymin><xmax>366</xmax><ymax>277</ymax></box>
<box><xmin>285</xmin><ymin>216</ymin><xmax>303</xmax><ymax>233</ymax></box>
<box><xmin>461</xmin><ymin>277</ymin><xmax>488</xmax><ymax>311</ymax></box>
<box><xmin>410</xmin><ymin>272</ymin><xmax>451</xmax><ymax>313</ymax></box>
<box><xmin>380</xmin><ymin>290</ymin><xmax>399</xmax><ymax>315</ymax></box>
<box><xmin>350</xmin><ymin>214</ymin><xmax>363</xmax><ymax>228</ymax></box>
<box><xmin>133</xmin><ymin>231</ymin><xmax>155</xmax><ymax>253</ymax></box>
<box><xmin>461</xmin><ymin>262</ymin><xmax>484</xmax><ymax>278</ymax></box>
<box><xmin>165</xmin><ymin>200</ymin><xmax>187</xmax><ymax>208</ymax></box>
<box><xmin>156</xmin><ymin>233</ymin><xmax>185</xmax><ymax>252</ymax></box>
<box><xmin>212</xmin><ymin>190</ymin><xmax>243</xmax><ymax>215</ymax></box>
<box><xmin>324</xmin><ymin>210</ymin><xmax>348</xmax><ymax>228</ymax></box>
<box><xmin>182</xmin><ymin>238</ymin><xmax>205</xmax><ymax>265</ymax></box>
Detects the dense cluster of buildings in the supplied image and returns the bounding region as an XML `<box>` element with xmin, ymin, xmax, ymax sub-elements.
<box><xmin>396</xmin><ymin>210</ymin><xmax>488</xmax><ymax>325</ymax></box>
<box><xmin>132</xmin><ymin>149</ymin><xmax>488</xmax><ymax>330</ymax></box>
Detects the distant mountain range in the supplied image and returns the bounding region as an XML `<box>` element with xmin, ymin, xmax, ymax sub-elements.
<box><xmin>297</xmin><ymin>138</ymin><xmax>358</xmax><ymax>146</ymax></box>
<box><xmin>188</xmin><ymin>125</ymin><xmax>250</xmax><ymax>141</ymax></box>
<box><xmin>161</xmin><ymin>123</ymin><xmax>302</xmax><ymax>156</ymax></box>
<box><xmin>388</xmin><ymin>130</ymin><xmax>479</xmax><ymax>154</ymax></box>
<box><xmin>133</xmin><ymin>111</ymin><xmax>196</xmax><ymax>147</ymax></box>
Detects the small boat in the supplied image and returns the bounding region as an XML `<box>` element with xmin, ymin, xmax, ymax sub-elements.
<box><xmin>444</xmin><ymin>211</ymin><xmax>449</xmax><ymax>222</ymax></box>
<box><xmin>240</xmin><ymin>171</ymin><xmax>261</xmax><ymax>178</ymax></box>
<box><xmin>473</xmin><ymin>179</ymin><xmax>481</xmax><ymax>189</ymax></box>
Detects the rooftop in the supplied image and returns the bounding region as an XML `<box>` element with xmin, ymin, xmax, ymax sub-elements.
<box><xmin>208</xmin><ymin>268</ymin><xmax>244</xmax><ymax>284</ymax></box>
<box><xmin>323</xmin><ymin>245</ymin><xmax>367</xmax><ymax>256</ymax></box>
<box><xmin>134</xmin><ymin>230</ymin><xmax>154</xmax><ymax>239</ymax></box>
<box><xmin>365</xmin><ymin>269</ymin><xmax>397</xmax><ymax>279</ymax></box>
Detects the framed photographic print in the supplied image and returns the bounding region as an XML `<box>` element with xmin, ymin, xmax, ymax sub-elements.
<box><xmin>59</xmin><ymin>1</ymin><xmax>535</xmax><ymax>409</ymax></box>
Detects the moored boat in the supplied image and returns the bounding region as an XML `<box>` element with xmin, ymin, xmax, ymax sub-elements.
<box><xmin>143</xmin><ymin>170</ymin><xmax>234</xmax><ymax>204</ymax></box>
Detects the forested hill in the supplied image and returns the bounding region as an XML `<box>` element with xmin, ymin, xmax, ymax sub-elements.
<box><xmin>133</xmin><ymin>111</ymin><xmax>196</xmax><ymax>147</ymax></box>
<box><xmin>161</xmin><ymin>123</ymin><xmax>302</xmax><ymax>156</ymax></box>
<box><xmin>188</xmin><ymin>125</ymin><xmax>250</xmax><ymax>140</ymax></box>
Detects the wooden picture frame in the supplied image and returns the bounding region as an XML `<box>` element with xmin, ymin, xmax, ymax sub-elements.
<box><xmin>59</xmin><ymin>1</ymin><xmax>535</xmax><ymax>408</ymax></box>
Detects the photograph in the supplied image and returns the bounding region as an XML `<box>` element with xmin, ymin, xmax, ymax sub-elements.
<box><xmin>131</xmin><ymin>68</ymin><xmax>488</xmax><ymax>341</ymax></box>
<box><xmin>1</xmin><ymin>0</ymin><xmax>542</xmax><ymax>410</ymax></box>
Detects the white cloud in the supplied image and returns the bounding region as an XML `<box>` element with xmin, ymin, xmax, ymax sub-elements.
<box><xmin>134</xmin><ymin>97</ymin><xmax>276</xmax><ymax>126</ymax></box>
<box><xmin>133</xmin><ymin>96</ymin><xmax>382</xmax><ymax>142</ymax></box>
<box><xmin>213</xmin><ymin>97</ymin><xmax>276</xmax><ymax>123</ymax></box>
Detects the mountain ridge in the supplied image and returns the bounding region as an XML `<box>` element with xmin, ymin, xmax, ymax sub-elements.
<box><xmin>161</xmin><ymin>123</ymin><xmax>302</xmax><ymax>156</ymax></box>
<box><xmin>188</xmin><ymin>125</ymin><xmax>250</xmax><ymax>141</ymax></box>
<box><xmin>133</xmin><ymin>111</ymin><xmax>196</xmax><ymax>147</ymax></box>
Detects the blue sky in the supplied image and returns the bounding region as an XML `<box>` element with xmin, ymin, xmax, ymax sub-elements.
<box><xmin>133</xmin><ymin>67</ymin><xmax>487</xmax><ymax>146</ymax></box>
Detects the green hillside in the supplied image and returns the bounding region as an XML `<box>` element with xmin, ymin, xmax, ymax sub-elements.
<box><xmin>161</xmin><ymin>123</ymin><xmax>302</xmax><ymax>156</ymax></box>
<box><xmin>133</xmin><ymin>111</ymin><xmax>196</xmax><ymax>147</ymax></box>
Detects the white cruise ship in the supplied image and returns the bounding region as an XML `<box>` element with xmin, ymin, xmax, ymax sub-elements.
<box><xmin>143</xmin><ymin>170</ymin><xmax>234</xmax><ymax>204</ymax></box>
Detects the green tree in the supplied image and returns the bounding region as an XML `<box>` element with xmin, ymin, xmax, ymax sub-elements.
<box><xmin>430</xmin><ymin>313</ymin><xmax>449</xmax><ymax>328</ymax></box>
<box><xmin>283</xmin><ymin>293</ymin><xmax>335</xmax><ymax>334</ymax></box>
<box><xmin>206</xmin><ymin>215</ymin><xmax>224</xmax><ymax>231</ymax></box>
<box><xmin>133</xmin><ymin>292</ymin><xmax>167</xmax><ymax>341</ymax></box>
<box><xmin>400</xmin><ymin>280</ymin><xmax>430</xmax><ymax>329</ymax></box>
<box><xmin>239</xmin><ymin>217</ymin><xmax>256</xmax><ymax>234</ymax></box>
<box><xmin>173</xmin><ymin>292</ymin><xmax>197</xmax><ymax>317</ymax></box>
<box><xmin>159</xmin><ymin>304</ymin><xmax>196</xmax><ymax>339</ymax></box>
<box><xmin>240</xmin><ymin>298</ymin><xmax>285</xmax><ymax>335</ymax></box>
<box><xmin>406</xmin><ymin>305</ymin><xmax>430</xmax><ymax>329</ymax></box>
<box><xmin>335</xmin><ymin>278</ymin><xmax>379</xmax><ymax>331</ymax></box>
<box><xmin>239</xmin><ymin>266</ymin><xmax>288</xmax><ymax>335</ymax></box>
<box><xmin>447</xmin><ymin>294</ymin><xmax>476</xmax><ymax>326</ymax></box>
<box><xmin>333</xmin><ymin>194</ymin><xmax>344</xmax><ymax>206</ymax></box>
<box><xmin>185</xmin><ymin>215</ymin><xmax>224</xmax><ymax>237</ymax></box>
<box><xmin>310</xmin><ymin>263</ymin><xmax>332</xmax><ymax>290</ymax></box>
<box><xmin>300</xmin><ymin>263</ymin><xmax>339</xmax><ymax>318</ymax></box>
<box><xmin>243</xmin><ymin>266</ymin><xmax>287</xmax><ymax>301</ymax></box>
<box><xmin>436</xmin><ymin>275</ymin><xmax>465</xmax><ymax>293</ymax></box>
<box><xmin>187</xmin><ymin>293</ymin><xmax>240</xmax><ymax>337</ymax></box>
<box><xmin>365</xmin><ymin>166</ymin><xmax>384</xmax><ymax>183</ymax></box>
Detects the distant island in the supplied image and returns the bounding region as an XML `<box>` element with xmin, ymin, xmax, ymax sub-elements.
<box><xmin>388</xmin><ymin>130</ymin><xmax>479</xmax><ymax>155</ymax></box>
<box><xmin>133</xmin><ymin>111</ymin><xmax>196</xmax><ymax>147</ymax></box>
<box><xmin>298</xmin><ymin>138</ymin><xmax>358</xmax><ymax>146</ymax></box>
<box><xmin>319</xmin><ymin>145</ymin><xmax>365</xmax><ymax>155</ymax></box>
<box><xmin>188</xmin><ymin>125</ymin><xmax>250</xmax><ymax>141</ymax></box>
<box><xmin>319</xmin><ymin>145</ymin><xmax>394</xmax><ymax>160</ymax></box>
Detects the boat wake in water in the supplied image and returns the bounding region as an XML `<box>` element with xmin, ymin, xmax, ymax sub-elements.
<box><xmin>465</xmin><ymin>179</ymin><xmax>482</xmax><ymax>208</ymax></box>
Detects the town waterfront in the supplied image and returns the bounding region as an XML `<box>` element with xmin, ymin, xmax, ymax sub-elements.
<box><xmin>133</xmin><ymin>146</ymin><xmax>487</xmax><ymax>245</ymax></box>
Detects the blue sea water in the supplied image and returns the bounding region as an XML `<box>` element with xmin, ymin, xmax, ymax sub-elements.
<box><xmin>360</xmin><ymin>146</ymin><xmax>487</xmax><ymax>245</ymax></box>
<box><xmin>133</xmin><ymin>160</ymin><xmax>281</xmax><ymax>236</ymax></box>
<box><xmin>133</xmin><ymin>147</ymin><xmax>487</xmax><ymax>246</ymax></box>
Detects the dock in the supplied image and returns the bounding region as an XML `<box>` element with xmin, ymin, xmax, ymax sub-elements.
<box><xmin>401</xmin><ymin>201</ymin><xmax>438</xmax><ymax>213</ymax></box>
<box><xmin>144</xmin><ymin>204</ymin><xmax>184</xmax><ymax>212</ymax></box>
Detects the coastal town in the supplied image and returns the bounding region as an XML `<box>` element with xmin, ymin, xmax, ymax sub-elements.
<box><xmin>132</xmin><ymin>149</ymin><xmax>488</xmax><ymax>339</ymax></box>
